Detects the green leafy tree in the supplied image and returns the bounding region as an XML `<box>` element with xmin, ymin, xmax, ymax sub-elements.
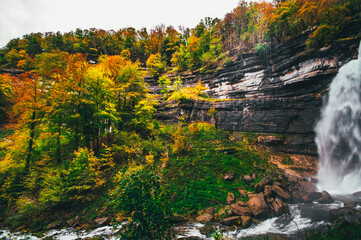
<box><xmin>112</xmin><ymin>167</ymin><xmax>172</xmax><ymax>240</ymax></box>
<box><xmin>131</xmin><ymin>96</ymin><xmax>159</xmax><ymax>136</ymax></box>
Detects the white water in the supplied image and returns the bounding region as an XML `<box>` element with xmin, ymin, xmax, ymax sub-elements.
<box><xmin>0</xmin><ymin>225</ymin><xmax>120</xmax><ymax>240</ymax></box>
<box><xmin>0</xmin><ymin>202</ymin><xmax>346</xmax><ymax>240</ymax></box>
<box><xmin>315</xmin><ymin>42</ymin><xmax>361</xmax><ymax>194</ymax></box>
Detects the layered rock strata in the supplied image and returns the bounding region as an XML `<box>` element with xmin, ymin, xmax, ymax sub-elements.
<box><xmin>152</xmin><ymin>28</ymin><xmax>361</xmax><ymax>156</ymax></box>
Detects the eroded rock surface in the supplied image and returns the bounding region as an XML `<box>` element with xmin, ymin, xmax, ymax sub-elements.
<box><xmin>152</xmin><ymin>30</ymin><xmax>361</xmax><ymax>156</ymax></box>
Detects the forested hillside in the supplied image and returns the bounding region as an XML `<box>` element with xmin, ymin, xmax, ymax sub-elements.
<box><xmin>0</xmin><ymin>0</ymin><xmax>360</xmax><ymax>238</ymax></box>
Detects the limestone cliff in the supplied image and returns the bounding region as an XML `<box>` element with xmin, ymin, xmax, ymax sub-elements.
<box><xmin>150</xmin><ymin>27</ymin><xmax>361</xmax><ymax>156</ymax></box>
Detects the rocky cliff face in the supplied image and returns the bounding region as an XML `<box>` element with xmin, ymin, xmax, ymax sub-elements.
<box><xmin>150</xmin><ymin>27</ymin><xmax>361</xmax><ymax>156</ymax></box>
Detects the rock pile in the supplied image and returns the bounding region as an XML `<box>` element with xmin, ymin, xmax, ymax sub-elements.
<box><xmin>195</xmin><ymin>176</ymin><xmax>335</xmax><ymax>229</ymax></box>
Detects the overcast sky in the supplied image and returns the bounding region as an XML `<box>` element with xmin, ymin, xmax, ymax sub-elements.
<box><xmin>0</xmin><ymin>0</ymin><xmax>239</xmax><ymax>48</ymax></box>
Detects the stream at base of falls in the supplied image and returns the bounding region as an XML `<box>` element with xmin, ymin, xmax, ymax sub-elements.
<box><xmin>1</xmin><ymin>198</ymin><xmax>360</xmax><ymax>240</ymax></box>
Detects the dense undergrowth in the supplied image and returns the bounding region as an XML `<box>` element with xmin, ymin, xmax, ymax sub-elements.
<box><xmin>0</xmin><ymin>120</ymin><xmax>278</xmax><ymax>234</ymax></box>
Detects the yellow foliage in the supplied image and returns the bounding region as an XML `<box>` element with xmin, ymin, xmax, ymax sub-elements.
<box><xmin>167</xmin><ymin>80</ymin><xmax>208</xmax><ymax>103</ymax></box>
<box><xmin>145</xmin><ymin>154</ymin><xmax>155</xmax><ymax>165</ymax></box>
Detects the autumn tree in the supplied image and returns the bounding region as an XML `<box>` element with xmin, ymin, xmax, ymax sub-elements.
<box><xmin>10</xmin><ymin>72</ymin><xmax>46</xmax><ymax>173</ymax></box>
<box><xmin>146</xmin><ymin>54</ymin><xmax>166</xmax><ymax>79</ymax></box>
<box><xmin>99</xmin><ymin>55</ymin><xmax>147</xmax><ymax>129</ymax></box>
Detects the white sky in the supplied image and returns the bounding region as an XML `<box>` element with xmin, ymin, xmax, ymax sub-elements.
<box><xmin>0</xmin><ymin>0</ymin><xmax>240</xmax><ymax>48</ymax></box>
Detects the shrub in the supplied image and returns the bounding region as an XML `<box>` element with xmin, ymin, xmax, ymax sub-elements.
<box><xmin>111</xmin><ymin>167</ymin><xmax>172</xmax><ymax>240</ymax></box>
<box><xmin>167</xmin><ymin>80</ymin><xmax>208</xmax><ymax>103</ymax></box>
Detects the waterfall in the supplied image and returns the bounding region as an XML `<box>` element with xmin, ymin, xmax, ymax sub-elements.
<box><xmin>315</xmin><ymin>42</ymin><xmax>361</xmax><ymax>195</ymax></box>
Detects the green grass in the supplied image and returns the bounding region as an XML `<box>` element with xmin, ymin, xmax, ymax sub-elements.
<box><xmin>161</xmin><ymin>123</ymin><xmax>280</xmax><ymax>214</ymax></box>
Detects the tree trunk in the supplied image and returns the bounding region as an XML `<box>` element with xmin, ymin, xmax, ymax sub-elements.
<box><xmin>25</xmin><ymin>110</ymin><xmax>36</xmax><ymax>173</ymax></box>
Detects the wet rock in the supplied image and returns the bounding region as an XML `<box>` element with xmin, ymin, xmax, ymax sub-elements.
<box><xmin>318</xmin><ymin>191</ymin><xmax>334</xmax><ymax>204</ymax></box>
<box><xmin>254</xmin><ymin>176</ymin><xmax>272</xmax><ymax>193</ymax></box>
<box><xmin>230</xmin><ymin>204</ymin><xmax>253</xmax><ymax>216</ymax></box>
<box><xmin>247</xmin><ymin>193</ymin><xmax>271</xmax><ymax>219</ymax></box>
<box><xmin>200</xmin><ymin>224</ymin><xmax>216</xmax><ymax>237</ymax></box>
<box><xmin>264</xmin><ymin>185</ymin><xmax>273</xmax><ymax>198</ymax></box>
<box><xmin>224</xmin><ymin>173</ymin><xmax>236</xmax><ymax>181</ymax></box>
<box><xmin>353</xmin><ymin>191</ymin><xmax>361</xmax><ymax>198</ymax></box>
<box><xmin>309</xmin><ymin>191</ymin><xmax>323</xmax><ymax>201</ymax></box>
<box><xmin>298</xmin><ymin>191</ymin><xmax>313</xmax><ymax>203</ymax></box>
<box><xmin>94</xmin><ymin>217</ymin><xmax>110</xmax><ymax>226</ymax></box>
<box><xmin>345</xmin><ymin>202</ymin><xmax>357</xmax><ymax>208</ymax></box>
<box><xmin>241</xmin><ymin>216</ymin><xmax>252</xmax><ymax>228</ymax></box>
<box><xmin>329</xmin><ymin>207</ymin><xmax>361</xmax><ymax>223</ymax></box>
<box><xmin>244</xmin><ymin>175</ymin><xmax>253</xmax><ymax>182</ymax></box>
<box><xmin>271</xmin><ymin>198</ymin><xmax>289</xmax><ymax>216</ymax></box>
<box><xmin>238</xmin><ymin>189</ymin><xmax>248</xmax><ymax>198</ymax></box>
<box><xmin>221</xmin><ymin>216</ymin><xmax>242</xmax><ymax>226</ymax></box>
<box><xmin>291</xmin><ymin>191</ymin><xmax>303</xmax><ymax>203</ymax></box>
<box><xmin>272</xmin><ymin>184</ymin><xmax>291</xmax><ymax>201</ymax></box>
<box><xmin>196</xmin><ymin>213</ymin><xmax>213</xmax><ymax>223</ymax></box>
<box><xmin>227</xmin><ymin>192</ymin><xmax>235</xmax><ymax>204</ymax></box>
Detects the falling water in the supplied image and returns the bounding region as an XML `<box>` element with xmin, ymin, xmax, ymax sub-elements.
<box><xmin>315</xmin><ymin>42</ymin><xmax>361</xmax><ymax>194</ymax></box>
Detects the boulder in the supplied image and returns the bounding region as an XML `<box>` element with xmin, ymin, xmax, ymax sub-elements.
<box><xmin>271</xmin><ymin>198</ymin><xmax>289</xmax><ymax>216</ymax></box>
<box><xmin>230</xmin><ymin>204</ymin><xmax>253</xmax><ymax>216</ymax></box>
<box><xmin>291</xmin><ymin>191</ymin><xmax>303</xmax><ymax>203</ymax></box>
<box><xmin>238</xmin><ymin>189</ymin><xmax>248</xmax><ymax>198</ymax></box>
<box><xmin>205</xmin><ymin>207</ymin><xmax>215</xmax><ymax>215</ymax></box>
<box><xmin>224</xmin><ymin>173</ymin><xmax>236</xmax><ymax>181</ymax></box>
<box><xmin>264</xmin><ymin>185</ymin><xmax>273</xmax><ymax>198</ymax></box>
<box><xmin>318</xmin><ymin>191</ymin><xmax>334</xmax><ymax>204</ymax></box>
<box><xmin>227</xmin><ymin>192</ymin><xmax>235</xmax><ymax>204</ymax></box>
<box><xmin>329</xmin><ymin>207</ymin><xmax>361</xmax><ymax>223</ymax></box>
<box><xmin>352</xmin><ymin>191</ymin><xmax>361</xmax><ymax>198</ymax></box>
<box><xmin>241</xmin><ymin>216</ymin><xmax>252</xmax><ymax>228</ymax></box>
<box><xmin>272</xmin><ymin>184</ymin><xmax>291</xmax><ymax>201</ymax></box>
<box><xmin>94</xmin><ymin>217</ymin><xmax>110</xmax><ymax>226</ymax></box>
<box><xmin>254</xmin><ymin>177</ymin><xmax>272</xmax><ymax>193</ymax></box>
<box><xmin>309</xmin><ymin>191</ymin><xmax>323</xmax><ymax>201</ymax></box>
<box><xmin>244</xmin><ymin>175</ymin><xmax>253</xmax><ymax>182</ymax></box>
<box><xmin>300</xmin><ymin>192</ymin><xmax>313</xmax><ymax>203</ymax></box>
<box><xmin>237</xmin><ymin>201</ymin><xmax>247</xmax><ymax>207</ymax></box>
<box><xmin>221</xmin><ymin>216</ymin><xmax>242</xmax><ymax>226</ymax></box>
<box><xmin>196</xmin><ymin>214</ymin><xmax>213</xmax><ymax>223</ymax></box>
<box><xmin>200</xmin><ymin>224</ymin><xmax>216</xmax><ymax>237</ymax></box>
<box><xmin>247</xmin><ymin>193</ymin><xmax>271</xmax><ymax>219</ymax></box>
<box><xmin>345</xmin><ymin>202</ymin><xmax>357</xmax><ymax>208</ymax></box>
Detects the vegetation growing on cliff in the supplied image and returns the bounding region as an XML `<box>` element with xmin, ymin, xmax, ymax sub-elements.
<box><xmin>0</xmin><ymin>0</ymin><xmax>360</xmax><ymax>236</ymax></box>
